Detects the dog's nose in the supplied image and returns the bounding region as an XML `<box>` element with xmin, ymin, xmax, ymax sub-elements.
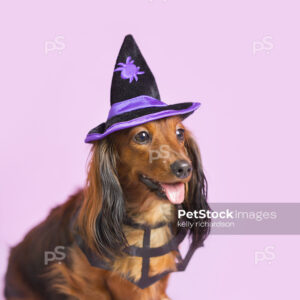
<box><xmin>170</xmin><ymin>160</ymin><xmax>192</xmax><ymax>179</ymax></box>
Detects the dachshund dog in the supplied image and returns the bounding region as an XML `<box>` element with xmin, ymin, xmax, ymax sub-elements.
<box><xmin>5</xmin><ymin>116</ymin><xmax>209</xmax><ymax>300</ymax></box>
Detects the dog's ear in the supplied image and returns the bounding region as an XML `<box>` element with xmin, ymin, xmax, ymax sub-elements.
<box><xmin>78</xmin><ymin>138</ymin><xmax>127</xmax><ymax>259</ymax></box>
<box><xmin>184</xmin><ymin>132</ymin><xmax>210</xmax><ymax>246</ymax></box>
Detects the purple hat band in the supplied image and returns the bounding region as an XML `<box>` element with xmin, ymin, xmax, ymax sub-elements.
<box><xmin>107</xmin><ymin>96</ymin><xmax>167</xmax><ymax>120</ymax></box>
<box><xmin>85</xmin><ymin>96</ymin><xmax>201</xmax><ymax>143</ymax></box>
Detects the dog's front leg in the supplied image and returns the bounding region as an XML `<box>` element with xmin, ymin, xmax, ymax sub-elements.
<box><xmin>106</xmin><ymin>273</ymin><xmax>171</xmax><ymax>300</ymax></box>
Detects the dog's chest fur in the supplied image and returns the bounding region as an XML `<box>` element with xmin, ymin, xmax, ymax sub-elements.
<box><xmin>48</xmin><ymin>195</ymin><xmax>177</xmax><ymax>299</ymax></box>
<box><xmin>112</xmin><ymin>200</ymin><xmax>177</xmax><ymax>281</ymax></box>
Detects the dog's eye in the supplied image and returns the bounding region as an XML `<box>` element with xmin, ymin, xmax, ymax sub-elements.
<box><xmin>134</xmin><ymin>131</ymin><xmax>150</xmax><ymax>144</ymax></box>
<box><xmin>176</xmin><ymin>128</ymin><xmax>185</xmax><ymax>141</ymax></box>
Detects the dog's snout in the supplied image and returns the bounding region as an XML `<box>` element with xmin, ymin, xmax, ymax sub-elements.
<box><xmin>170</xmin><ymin>160</ymin><xmax>192</xmax><ymax>179</ymax></box>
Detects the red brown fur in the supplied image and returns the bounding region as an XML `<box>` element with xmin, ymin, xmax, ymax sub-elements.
<box><xmin>4</xmin><ymin>116</ymin><xmax>208</xmax><ymax>300</ymax></box>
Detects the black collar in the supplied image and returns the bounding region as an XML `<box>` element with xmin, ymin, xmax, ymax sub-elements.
<box><xmin>74</xmin><ymin>217</ymin><xmax>202</xmax><ymax>289</ymax></box>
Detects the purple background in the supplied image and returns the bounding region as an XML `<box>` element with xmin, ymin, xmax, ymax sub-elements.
<box><xmin>0</xmin><ymin>0</ymin><xmax>299</xmax><ymax>299</ymax></box>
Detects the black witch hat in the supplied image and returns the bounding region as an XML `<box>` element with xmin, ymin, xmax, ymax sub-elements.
<box><xmin>85</xmin><ymin>35</ymin><xmax>200</xmax><ymax>143</ymax></box>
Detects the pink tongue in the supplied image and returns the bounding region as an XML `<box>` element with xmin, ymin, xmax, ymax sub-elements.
<box><xmin>161</xmin><ymin>183</ymin><xmax>185</xmax><ymax>204</ymax></box>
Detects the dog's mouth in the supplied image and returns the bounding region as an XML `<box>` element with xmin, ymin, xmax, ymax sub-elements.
<box><xmin>139</xmin><ymin>174</ymin><xmax>185</xmax><ymax>205</ymax></box>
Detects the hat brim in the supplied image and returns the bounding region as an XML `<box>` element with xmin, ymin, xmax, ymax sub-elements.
<box><xmin>85</xmin><ymin>102</ymin><xmax>200</xmax><ymax>143</ymax></box>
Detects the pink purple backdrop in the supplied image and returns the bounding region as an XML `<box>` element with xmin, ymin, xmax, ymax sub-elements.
<box><xmin>1</xmin><ymin>0</ymin><xmax>299</xmax><ymax>299</ymax></box>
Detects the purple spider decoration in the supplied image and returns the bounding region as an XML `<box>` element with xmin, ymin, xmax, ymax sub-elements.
<box><xmin>114</xmin><ymin>56</ymin><xmax>144</xmax><ymax>83</ymax></box>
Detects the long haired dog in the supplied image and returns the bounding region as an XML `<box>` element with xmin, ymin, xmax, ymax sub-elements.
<box><xmin>4</xmin><ymin>117</ymin><xmax>209</xmax><ymax>300</ymax></box>
<box><xmin>5</xmin><ymin>34</ymin><xmax>210</xmax><ymax>300</ymax></box>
